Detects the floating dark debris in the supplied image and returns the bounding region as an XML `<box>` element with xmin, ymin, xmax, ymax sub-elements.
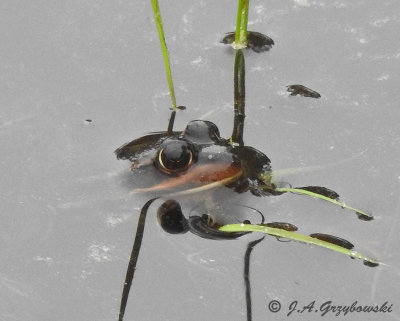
<box><xmin>221</xmin><ymin>31</ymin><xmax>274</xmax><ymax>53</ymax></box>
<box><xmin>189</xmin><ymin>214</ymin><xmax>248</xmax><ymax>240</ymax></box>
<box><xmin>357</xmin><ymin>212</ymin><xmax>374</xmax><ymax>221</ymax></box>
<box><xmin>261</xmin><ymin>222</ymin><xmax>298</xmax><ymax>232</ymax></box>
<box><xmin>309</xmin><ymin>233</ymin><xmax>354</xmax><ymax>250</ymax></box>
<box><xmin>363</xmin><ymin>260</ymin><xmax>379</xmax><ymax>267</ymax></box>
<box><xmin>170</xmin><ymin>106</ymin><xmax>186</xmax><ymax>110</ymax></box>
<box><xmin>287</xmin><ymin>84</ymin><xmax>321</xmax><ymax>98</ymax></box>
<box><xmin>297</xmin><ymin>186</ymin><xmax>339</xmax><ymax>200</ymax></box>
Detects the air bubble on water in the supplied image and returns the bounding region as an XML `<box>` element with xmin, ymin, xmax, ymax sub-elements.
<box><xmin>377</xmin><ymin>74</ymin><xmax>389</xmax><ymax>81</ymax></box>
<box><xmin>88</xmin><ymin>244</ymin><xmax>113</xmax><ymax>262</ymax></box>
<box><xmin>292</xmin><ymin>0</ymin><xmax>311</xmax><ymax>7</ymax></box>
<box><xmin>349</xmin><ymin>251</ymin><xmax>357</xmax><ymax>259</ymax></box>
<box><xmin>34</xmin><ymin>256</ymin><xmax>54</xmax><ymax>266</ymax></box>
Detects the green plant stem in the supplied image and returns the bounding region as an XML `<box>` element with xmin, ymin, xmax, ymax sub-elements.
<box><xmin>275</xmin><ymin>187</ymin><xmax>373</xmax><ymax>220</ymax></box>
<box><xmin>151</xmin><ymin>0</ymin><xmax>177</xmax><ymax>109</ymax></box>
<box><xmin>240</xmin><ymin>0</ymin><xmax>249</xmax><ymax>44</ymax></box>
<box><xmin>234</xmin><ymin>0</ymin><xmax>249</xmax><ymax>48</ymax></box>
<box><xmin>219</xmin><ymin>224</ymin><xmax>379</xmax><ymax>266</ymax></box>
<box><xmin>234</xmin><ymin>0</ymin><xmax>243</xmax><ymax>43</ymax></box>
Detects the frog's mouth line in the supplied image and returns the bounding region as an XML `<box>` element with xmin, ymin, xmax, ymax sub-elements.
<box><xmin>131</xmin><ymin>163</ymin><xmax>243</xmax><ymax>196</ymax></box>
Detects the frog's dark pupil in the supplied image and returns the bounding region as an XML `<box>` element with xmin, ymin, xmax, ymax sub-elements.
<box><xmin>159</xmin><ymin>141</ymin><xmax>192</xmax><ymax>171</ymax></box>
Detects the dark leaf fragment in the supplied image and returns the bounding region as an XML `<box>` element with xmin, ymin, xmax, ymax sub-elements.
<box><xmin>309</xmin><ymin>233</ymin><xmax>354</xmax><ymax>250</ymax></box>
<box><xmin>221</xmin><ymin>31</ymin><xmax>274</xmax><ymax>53</ymax></box>
<box><xmin>287</xmin><ymin>84</ymin><xmax>321</xmax><ymax>98</ymax></box>
<box><xmin>261</xmin><ymin>222</ymin><xmax>298</xmax><ymax>232</ymax></box>
<box><xmin>296</xmin><ymin>186</ymin><xmax>339</xmax><ymax>200</ymax></box>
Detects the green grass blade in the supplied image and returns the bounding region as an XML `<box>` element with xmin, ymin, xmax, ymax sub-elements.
<box><xmin>151</xmin><ymin>0</ymin><xmax>177</xmax><ymax>109</ymax></box>
<box><xmin>234</xmin><ymin>0</ymin><xmax>249</xmax><ymax>48</ymax></box>
<box><xmin>239</xmin><ymin>0</ymin><xmax>249</xmax><ymax>45</ymax></box>
<box><xmin>219</xmin><ymin>224</ymin><xmax>379</xmax><ymax>266</ymax></box>
<box><xmin>234</xmin><ymin>0</ymin><xmax>243</xmax><ymax>44</ymax></box>
<box><xmin>275</xmin><ymin>187</ymin><xmax>373</xmax><ymax>220</ymax></box>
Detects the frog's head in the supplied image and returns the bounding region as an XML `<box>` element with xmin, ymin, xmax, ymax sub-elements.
<box><xmin>115</xmin><ymin>120</ymin><xmax>273</xmax><ymax>196</ymax></box>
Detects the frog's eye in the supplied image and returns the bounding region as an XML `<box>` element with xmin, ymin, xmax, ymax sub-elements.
<box><xmin>156</xmin><ymin>140</ymin><xmax>195</xmax><ymax>174</ymax></box>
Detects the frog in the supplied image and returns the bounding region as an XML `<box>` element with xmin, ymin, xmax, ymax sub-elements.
<box><xmin>116</xmin><ymin>119</ymin><xmax>276</xmax><ymax>194</ymax></box>
<box><xmin>115</xmin><ymin>118</ymin><xmax>278</xmax><ymax>238</ymax></box>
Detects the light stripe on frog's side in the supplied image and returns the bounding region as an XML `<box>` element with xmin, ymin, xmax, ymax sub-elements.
<box><xmin>132</xmin><ymin>163</ymin><xmax>243</xmax><ymax>194</ymax></box>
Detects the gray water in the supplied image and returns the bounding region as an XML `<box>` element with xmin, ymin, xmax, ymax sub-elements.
<box><xmin>1</xmin><ymin>1</ymin><xmax>400</xmax><ymax>320</ymax></box>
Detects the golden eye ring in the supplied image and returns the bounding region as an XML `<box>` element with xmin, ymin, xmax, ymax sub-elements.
<box><xmin>156</xmin><ymin>141</ymin><xmax>195</xmax><ymax>174</ymax></box>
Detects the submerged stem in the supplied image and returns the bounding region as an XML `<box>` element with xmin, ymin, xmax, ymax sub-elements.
<box><xmin>118</xmin><ymin>198</ymin><xmax>158</xmax><ymax>321</ymax></box>
<box><xmin>231</xmin><ymin>50</ymin><xmax>245</xmax><ymax>146</ymax></box>
<box><xmin>167</xmin><ymin>110</ymin><xmax>176</xmax><ymax>134</ymax></box>
<box><xmin>151</xmin><ymin>0</ymin><xmax>177</xmax><ymax>109</ymax></box>
<box><xmin>244</xmin><ymin>236</ymin><xmax>265</xmax><ymax>321</ymax></box>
